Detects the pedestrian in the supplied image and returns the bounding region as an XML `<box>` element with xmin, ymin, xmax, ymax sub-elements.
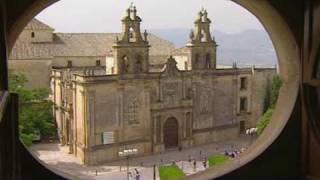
<box><xmin>128</xmin><ymin>172</ymin><xmax>133</xmax><ymax>180</ymax></box>
<box><xmin>193</xmin><ymin>160</ymin><xmax>197</xmax><ymax>172</ymax></box>
<box><xmin>203</xmin><ymin>160</ymin><xmax>207</xmax><ymax>168</ymax></box>
<box><xmin>136</xmin><ymin>172</ymin><xmax>140</xmax><ymax>180</ymax></box>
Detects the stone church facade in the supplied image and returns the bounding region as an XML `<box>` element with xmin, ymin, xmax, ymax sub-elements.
<box><xmin>51</xmin><ymin>7</ymin><xmax>276</xmax><ymax>165</ymax></box>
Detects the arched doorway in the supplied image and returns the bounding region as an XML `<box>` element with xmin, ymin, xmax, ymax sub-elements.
<box><xmin>163</xmin><ymin>117</ymin><xmax>179</xmax><ymax>149</ymax></box>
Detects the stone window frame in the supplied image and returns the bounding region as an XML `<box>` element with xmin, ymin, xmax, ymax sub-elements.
<box><xmin>31</xmin><ymin>31</ymin><xmax>35</xmax><ymax>38</ymax></box>
<box><xmin>240</xmin><ymin>96</ymin><xmax>248</xmax><ymax>112</ymax></box>
<box><xmin>67</xmin><ymin>60</ymin><xmax>72</xmax><ymax>68</ymax></box>
<box><xmin>96</xmin><ymin>60</ymin><xmax>101</xmax><ymax>66</ymax></box>
<box><xmin>240</xmin><ymin>77</ymin><xmax>248</xmax><ymax>90</ymax></box>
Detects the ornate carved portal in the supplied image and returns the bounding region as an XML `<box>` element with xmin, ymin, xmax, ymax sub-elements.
<box><xmin>162</xmin><ymin>82</ymin><xmax>179</xmax><ymax>106</ymax></box>
<box><xmin>163</xmin><ymin>117</ymin><xmax>179</xmax><ymax>149</ymax></box>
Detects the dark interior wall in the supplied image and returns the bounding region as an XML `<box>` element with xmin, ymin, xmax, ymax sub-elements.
<box><xmin>0</xmin><ymin>0</ymin><xmax>8</xmax><ymax>90</ymax></box>
<box><xmin>269</xmin><ymin>0</ymin><xmax>305</xmax><ymax>45</ymax></box>
<box><xmin>4</xmin><ymin>0</ymin><xmax>38</xmax><ymax>32</ymax></box>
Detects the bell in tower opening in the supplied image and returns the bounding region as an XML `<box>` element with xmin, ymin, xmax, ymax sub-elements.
<box><xmin>112</xmin><ymin>4</ymin><xmax>150</xmax><ymax>75</ymax></box>
<box><xmin>187</xmin><ymin>8</ymin><xmax>217</xmax><ymax>71</ymax></box>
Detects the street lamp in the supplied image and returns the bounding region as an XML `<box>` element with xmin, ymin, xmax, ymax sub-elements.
<box><xmin>118</xmin><ymin>148</ymin><xmax>138</xmax><ymax>180</ymax></box>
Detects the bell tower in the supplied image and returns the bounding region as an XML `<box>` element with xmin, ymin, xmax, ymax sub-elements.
<box><xmin>187</xmin><ymin>8</ymin><xmax>217</xmax><ymax>70</ymax></box>
<box><xmin>112</xmin><ymin>4</ymin><xmax>150</xmax><ymax>74</ymax></box>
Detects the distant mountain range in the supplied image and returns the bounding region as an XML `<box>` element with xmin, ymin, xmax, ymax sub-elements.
<box><xmin>149</xmin><ymin>28</ymin><xmax>277</xmax><ymax>67</ymax></box>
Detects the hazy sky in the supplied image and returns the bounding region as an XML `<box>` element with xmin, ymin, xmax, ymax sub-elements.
<box><xmin>36</xmin><ymin>0</ymin><xmax>264</xmax><ymax>34</ymax></box>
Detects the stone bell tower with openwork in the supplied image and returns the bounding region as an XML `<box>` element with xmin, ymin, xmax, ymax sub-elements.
<box><xmin>112</xmin><ymin>4</ymin><xmax>150</xmax><ymax>75</ymax></box>
<box><xmin>187</xmin><ymin>8</ymin><xmax>217</xmax><ymax>71</ymax></box>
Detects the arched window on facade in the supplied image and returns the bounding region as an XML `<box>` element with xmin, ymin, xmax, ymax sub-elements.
<box><xmin>136</xmin><ymin>55</ymin><xmax>143</xmax><ymax>73</ymax></box>
<box><xmin>206</xmin><ymin>53</ymin><xmax>211</xmax><ymax>69</ymax></box>
<box><xmin>194</xmin><ymin>53</ymin><xmax>199</xmax><ymax>69</ymax></box>
<box><xmin>122</xmin><ymin>55</ymin><xmax>129</xmax><ymax>73</ymax></box>
<box><xmin>200</xmin><ymin>29</ymin><xmax>207</xmax><ymax>42</ymax></box>
<box><xmin>129</xmin><ymin>27</ymin><xmax>136</xmax><ymax>42</ymax></box>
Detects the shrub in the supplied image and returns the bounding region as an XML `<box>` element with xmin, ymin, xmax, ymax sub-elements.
<box><xmin>20</xmin><ymin>133</ymin><xmax>34</xmax><ymax>147</ymax></box>
<box><xmin>208</xmin><ymin>154</ymin><xmax>229</xmax><ymax>167</ymax></box>
<box><xmin>159</xmin><ymin>165</ymin><xmax>185</xmax><ymax>180</ymax></box>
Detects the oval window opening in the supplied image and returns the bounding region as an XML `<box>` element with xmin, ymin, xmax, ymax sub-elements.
<box><xmin>7</xmin><ymin>0</ymin><xmax>299</xmax><ymax>179</ymax></box>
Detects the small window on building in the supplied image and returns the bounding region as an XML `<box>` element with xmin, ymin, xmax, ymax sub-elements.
<box><xmin>184</xmin><ymin>61</ymin><xmax>188</xmax><ymax>70</ymax></box>
<box><xmin>31</xmin><ymin>32</ymin><xmax>35</xmax><ymax>38</ymax></box>
<box><xmin>240</xmin><ymin>77</ymin><xmax>248</xmax><ymax>90</ymax></box>
<box><xmin>67</xmin><ymin>61</ymin><xmax>72</xmax><ymax>68</ymax></box>
<box><xmin>240</xmin><ymin>97</ymin><xmax>248</xmax><ymax>112</ymax></box>
<box><xmin>101</xmin><ymin>132</ymin><xmax>114</xmax><ymax>145</ymax></box>
<box><xmin>96</xmin><ymin>60</ymin><xmax>101</xmax><ymax>66</ymax></box>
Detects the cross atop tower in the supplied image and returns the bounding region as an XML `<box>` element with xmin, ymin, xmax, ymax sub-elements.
<box><xmin>111</xmin><ymin>5</ymin><xmax>150</xmax><ymax>75</ymax></box>
<box><xmin>187</xmin><ymin>9</ymin><xmax>217</xmax><ymax>71</ymax></box>
<box><xmin>190</xmin><ymin>8</ymin><xmax>214</xmax><ymax>43</ymax></box>
<box><xmin>119</xmin><ymin>4</ymin><xmax>146</xmax><ymax>43</ymax></box>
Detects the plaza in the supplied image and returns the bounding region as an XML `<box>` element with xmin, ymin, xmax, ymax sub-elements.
<box><xmin>30</xmin><ymin>136</ymin><xmax>252</xmax><ymax>179</ymax></box>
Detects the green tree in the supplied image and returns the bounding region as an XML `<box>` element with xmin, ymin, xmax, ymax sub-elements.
<box><xmin>256</xmin><ymin>75</ymin><xmax>282</xmax><ymax>135</ymax></box>
<box><xmin>270</xmin><ymin>75</ymin><xmax>283</xmax><ymax>108</ymax></box>
<box><xmin>8</xmin><ymin>70</ymin><xmax>56</xmax><ymax>146</ymax></box>
<box><xmin>256</xmin><ymin>108</ymin><xmax>274</xmax><ymax>135</ymax></box>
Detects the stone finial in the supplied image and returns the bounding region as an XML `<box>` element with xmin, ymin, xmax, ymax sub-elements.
<box><xmin>144</xmin><ymin>29</ymin><xmax>148</xmax><ymax>41</ymax></box>
<box><xmin>203</xmin><ymin>10</ymin><xmax>208</xmax><ymax>20</ymax></box>
<box><xmin>198</xmin><ymin>11</ymin><xmax>203</xmax><ymax>20</ymax></box>
<box><xmin>189</xmin><ymin>30</ymin><xmax>194</xmax><ymax>40</ymax></box>
<box><xmin>232</xmin><ymin>62</ymin><xmax>238</xmax><ymax>69</ymax></box>
<box><xmin>166</xmin><ymin>56</ymin><xmax>178</xmax><ymax>74</ymax></box>
<box><xmin>126</xmin><ymin>8</ymin><xmax>131</xmax><ymax>17</ymax></box>
<box><xmin>115</xmin><ymin>36</ymin><xmax>119</xmax><ymax>43</ymax></box>
<box><xmin>133</xmin><ymin>6</ymin><xmax>137</xmax><ymax>18</ymax></box>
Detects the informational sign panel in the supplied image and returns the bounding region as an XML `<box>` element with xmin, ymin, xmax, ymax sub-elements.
<box><xmin>102</xmin><ymin>132</ymin><xmax>114</xmax><ymax>145</ymax></box>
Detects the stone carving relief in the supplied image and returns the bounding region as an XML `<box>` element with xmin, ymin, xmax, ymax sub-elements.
<box><xmin>162</xmin><ymin>82</ymin><xmax>179</xmax><ymax>106</ymax></box>
<box><xmin>150</xmin><ymin>87</ymin><xmax>158</xmax><ymax>103</ymax></box>
<box><xmin>155</xmin><ymin>115</ymin><xmax>161</xmax><ymax>143</ymax></box>
<box><xmin>136</xmin><ymin>55</ymin><xmax>143</xmax><ymax>73</ymax></box>
<box><xmin>199</xmin><ymin>91</ymin><xmax>210</xmax><ymax>114</ymax></box>
<box><xmin>186</xmin><ymin>87</ymin><xmax>193</xmax><ymax>99</ymax></box>
<box><xmin>122</xmin><ymin>56</ymin><xmax>129</xmax><ymax>73</ymax></box>
<box><xmin>186</xmin><ymin>112</ymin><xmax>192</xmax><ymax>137</ymax></box>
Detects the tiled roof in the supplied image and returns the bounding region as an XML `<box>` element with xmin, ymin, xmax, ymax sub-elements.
<box><xmin>10</xmin><ymin>33</ymin><xmax>176</xmax><ymax>60</ymax></box>
<box><xmin>10</xmin><ymin>41</ymin><xmax>53</xmax><ymax>59</ymax></box>
<box><xmin>24</xmin><ymin>19</ymin><xmax>54</xmax><ymax>31</ymax></box>
<box><xmin>10</xmin><ymin>18</ymin><xmax>176</xmax><ymax>65</ymax></box>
